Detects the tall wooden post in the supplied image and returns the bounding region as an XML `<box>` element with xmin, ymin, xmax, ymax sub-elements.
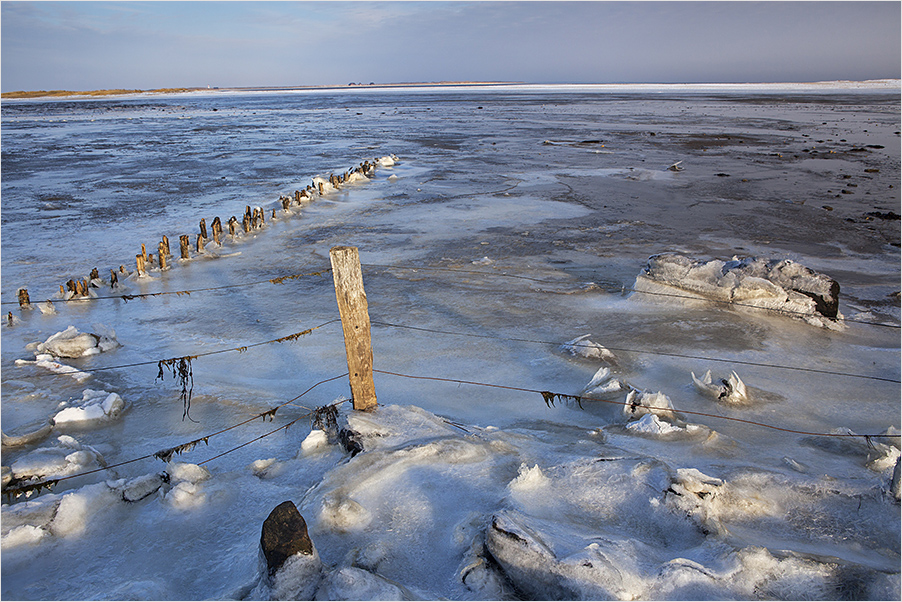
<box><xmin>330</xmin><ymin>246</ymin><xmax>377</xmax><ymax>411</ymax></box>
<box><xmin>180</xmin><ymin>235</ymin><xmax>191</xmax><ymax>259</ymax></box>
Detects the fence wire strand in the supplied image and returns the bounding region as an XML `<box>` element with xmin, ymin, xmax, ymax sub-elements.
<box><xmin>2</xmin><ymin>374</ymin><xmax>350</xmax><ymax>502</ymax></box>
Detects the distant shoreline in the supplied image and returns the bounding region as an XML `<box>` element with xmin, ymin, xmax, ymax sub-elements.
<box><xmin>0</xmin><ymin>82</ymin><xmax>521</xmax><ymax>99</ymax></box>
<box><xmin>2</xmin><ymin>79</ymin><xmax>898</xmax><ymax>100</ymax></box>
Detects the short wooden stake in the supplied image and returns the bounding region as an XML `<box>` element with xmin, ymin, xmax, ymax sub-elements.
<box><xmin>141</xmin><ymin>244</ymin><xmax>148</xmax><ymax>263</ymax></box>
<box><xmin>180</xmin><ymin>235</ymin><xmax>190</xmax><ymax>259</ymax></box>
<box><xmin>318</xmin><ymin>181</ymin><xmax>324</xmax><ymax>195</ymax></box>
<box><xmin>17</xmin><ymin>288</ymin><xmax>31</xmax><ymax>309</ymax></box>
<box><xmin>158</xmin><ymin>241</ymin><xmax>168</xmax><ymax>270</ymax></box>
<box><xmin>229</xmin><ymin>216</ymin><xmax>238</xmax><ymax>236</ymax></box>
<box><xmin>212</xmin><ymin>216</ymin><xmax>222</xmax><ymax>245</ymax></box>
<box><xmin>243</xmin><ymin>214</ymin><xmax>251</xmax><ymax>233</ymax></box>
<box><xmin>60</xmin><ymin>284</ymin><xmax>65</xmax><ymax>296</ymax></box>
<box><xmin>7</xmin><ymin>312</ymin><xmax>13</xmax><ymax>326</ymax></box>
<box><xmin>199</xmin><ymin>218</ymin><xmax>208</xmax><ymax>240</ymax></box>
<box><xmin>330</xmin><ymin>246</ymin><xmax>377</xmax><ymax>411</ymax></box>
<box><xmin>90</xmin><ymin>268</ymin><xmax>99</xmax><ymax>281</ymax></box>
<box><xmin>162</xmin><ymin>235</ymin><xmax>171</xmax><ymax>257</ymax></box>
<box><xmin>196</xmin><ymin>234</ymin><xmax>205</xmax><ymax>253</ymax></box>
<box><xmin>110</xmin><ymin>270</ymin><xmax>119</xmax><ymax>288</ymax></box>
<box><xmin>136</xmin><ymin>254</ymin><xmax>146</xmax><ymax>276</ymax></box>
<box><xmin>271</xmin><ymin>208</ymin><xmax>276</xmax><ymax>220</ymax></box>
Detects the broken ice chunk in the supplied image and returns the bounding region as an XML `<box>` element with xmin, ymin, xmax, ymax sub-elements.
<box><xmin>561</xmin><ymin>334</ymin><xmax>617</xmax><ymax>363</ymax></box>
<box><xmin>691</xmin><ymin>370</ymin><xmax>748</xmax><ymax>404</ymax></box>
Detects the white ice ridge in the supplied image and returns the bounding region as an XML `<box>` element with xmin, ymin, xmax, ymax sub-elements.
<box><xmin>633</xmin><ymin>253</ymin><xmax>844</xmax><ymax>328</ymax></box>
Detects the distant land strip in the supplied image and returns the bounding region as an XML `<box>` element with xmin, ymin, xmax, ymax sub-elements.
<box><xmin>1</xmin><ymin>82</ymin><xmax>522</xmax><ymax>99</ymax></box>
<box><xmin>1</xmin><ymin>87</ymin><xmax>203</xmax><ymax>99</ymax></box>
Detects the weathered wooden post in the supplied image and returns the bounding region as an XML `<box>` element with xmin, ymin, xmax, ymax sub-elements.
<box><xmin>330</xmin><ymin>246</ymin><xmax>377</xmax><ymax>411</ymax></box>
<box><xmin>158</xmin><ymin>241</ymin><xmax>168</xmax><ymax>270</ymax></box>
<box><xmin>17</xmin><ymin>288</ymin><xmax>31</xmax><ymax>309</ymax></box>
<box><xmin>199</xmin><ymin>218</ymin><xmax>208</xmax><ymax>240</ymax></box>
<box><xmin>136</xmin><ymin>254</ymin><xmax>147</xmax><ymax>276</ymax></box>
<box><xmin>180</xmin><ymin>235</ymin><xmax>191</xmax><ymax>259</ymax></box>
<box><xmin>90</xmin><ymin>268</ymin><xmax>100</xmax><ymax>281</ymax></box>
<box><xmin>211</xmin><ymin>217</ymin><xmax>222</xmax><ymax>245</ymax></box>
<box><xmin>229</xmin><ymin>216</ymin><xmax>238</xmax><ymax>236</ymax></box>
<box><xmin>196</xmin><ymin>234</ymin><xmax>205</xmax><ymax>253</ymax></box>
<box><xmin>162</xmin><ymin>235</ymin><xmax>171</xmax><ymax>258</ymax></box>
<box><xmin>110</xmin><ymin>270</ymin><xmax>119</xmax><ymax>288</ymax></box>
<box><xmin>141</xmin><ymin>244</ymin><xmax>149</xmax><ymax>264</ymax></box>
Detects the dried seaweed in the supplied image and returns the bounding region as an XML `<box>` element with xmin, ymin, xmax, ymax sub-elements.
<box><xmin>269</xmin><ymin>270</ymin><xmax>328</xmax><ymax>285</ymax></box>
<box><xmin>153</xmin><ymin>436</ymin><xmax>209</xmax><ymax>463</ymax></box>
<box><xmin>275</xmin><ymin>328</ymin><xmax>314</xmax><ymax>343</ymax></box>
<box><xmin>311</xmin><ymin>404</ymin><xmax>339</xmax><ymax>433</ymax></box>
<box><xmin>3</xmin><ymin>478</ymin><xmax>59</xmax><ymax>502</ymax></box>
<box><xmin>157</xmin><ymin>356</ymin><xmax>197</xmax><ymax>422</ymax></box>
<box><xmin>540</xmin><ymin>391</ymin><xmax>583</xmax><ymax>410</ymax></box>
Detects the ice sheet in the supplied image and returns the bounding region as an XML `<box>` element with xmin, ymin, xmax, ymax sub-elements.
<box><xmin>2</xmin><ymin>86</ymin><xmax>899</xmax><ymax>600</ymax></box>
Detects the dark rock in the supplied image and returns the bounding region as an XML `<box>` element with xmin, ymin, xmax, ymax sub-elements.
<box><xmin>866</xmin><ymin>211</ymin><xmax>901</xmax><ymax>221</ymax></box>
<box><xmin>261</xmin><ymin>501</ymin><xmax>315</xmax><ymax>576</ymax></box>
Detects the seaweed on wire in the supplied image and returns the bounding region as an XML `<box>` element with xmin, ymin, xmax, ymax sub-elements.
<box><xmin>157</xmin><ymin>356</ymin><xmax>197</xmax><ymax>422</ymax></box>
<box><xmin>541</xmin><ymin>391</ymin><xmax>584</xmax><ymax>410</ymax></box>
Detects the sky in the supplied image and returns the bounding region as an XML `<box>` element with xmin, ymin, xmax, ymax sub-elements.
<box><xmin>1</xmin><ymin>1</ymin><xmax>900</xmax><ymax>92</ymax></box>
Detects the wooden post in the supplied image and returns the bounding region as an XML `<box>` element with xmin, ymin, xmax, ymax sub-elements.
<box><xmin>141</xmin><ymin>244</ymin><xmax>148</xmax><ymax>264</ymax></box>
<box><xmin>199</xmin><ymin>218</ymin><xmax>208</xmax><ymax>240</ymax></box>
<box><xmin>110</xmin><ymin>270</ymin><xmax>119</xmax><ymax>288</ymax></box>
<box><xmin>158</xmin><ymin>241</ymin><xmax>168</xmax><ymax>270</ymax></box>
<box><xmin>196</xmin><ymin>234</ymin><xmax>205</xmax><ymax>253</ymax></box>
<box><xmin>180</xmin><ymin>235</ymin><xmax>191</xmax><ymax>259</ymax></box>
<box><xmin>162</xmin><ymin>235</ymin><xmax>171</xmax><ymax>257</ymax></box>
<box><xmin>17</xmin><ymin>288</ymin><xmax>31</xmax><ymax>309</ymax></box>
<box><xmin>330</xmin><ymin>246</ymin><xmax>377</xmax><ymax>411</ymax></box>
<box><xmin>212</xmin><ymin>217</ymin><xmax>222</xmax><ymax>245</ymax></box>
<box><xmin>136</xmin><ymin>255</ymin><xmax>146</xmax><ymax>276</ymax></box>
<box><xmin>229</xmin><ymin>216</ymin><xmax>238</xmax><ymax>236</ymax></box>
<box><xmin>90</xmin><ymin>268</ymin><xmax>99</xmax><ymax>281</ymax></box>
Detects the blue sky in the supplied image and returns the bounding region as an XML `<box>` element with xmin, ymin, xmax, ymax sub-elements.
<box><xmin>2</xmin><ymin>1</ymin><xmax>899</xmax><ymax>91</ymax></box>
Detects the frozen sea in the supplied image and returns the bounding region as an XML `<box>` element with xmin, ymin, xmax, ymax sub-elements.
<box><xmin>1</xmin><ymin>83</ymin><xmax>900</xmax><ymax>600</ymax></box>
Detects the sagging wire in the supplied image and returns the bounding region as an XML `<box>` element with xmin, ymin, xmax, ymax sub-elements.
<box><xmin>372</xmin><ymin>368</ymin><xmax>898</xmax><ymax>440</ymax></box>
<box><xmin>2</xmin><ymin>373</ymin><xmax>350</xmax><ymax>503</ymax></box>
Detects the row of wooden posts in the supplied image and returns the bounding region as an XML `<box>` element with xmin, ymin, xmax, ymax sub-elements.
<box><xmin>14</xmin><ymin>160</ymin><xmax>382</xmax><ymax>311</ymax></box>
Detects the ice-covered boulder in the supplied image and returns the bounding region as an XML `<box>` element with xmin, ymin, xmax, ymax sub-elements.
<box><xmin>634</xmin><ymin>253</ymin><xmax>842</xmax><ymax>326</ymax></box>
<box><xmin>32</xmin><ymin>325</ymin><xmax>120</xmax><ymax>358</ymax></box>
<box><xmin>53</xmin><ymin>389</ymin><xmax>125</xmax><ymax>426</ymax></box>
<box><xmin>8</xmin><ymin>435</ymin><xmax>106</xmax><ymax>486</ymax></box>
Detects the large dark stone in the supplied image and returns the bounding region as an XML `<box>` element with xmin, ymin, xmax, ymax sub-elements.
<box><xmin>261</xmin><ymin>501</ymin><xmax>314</xmax><ymax>576</ymax></box>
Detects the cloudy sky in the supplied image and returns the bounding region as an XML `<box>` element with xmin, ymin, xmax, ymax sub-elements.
<box><xmin>2</xmin><ymin>1</ymin><xmax>899</xmax><ymax>92</ymax></box>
